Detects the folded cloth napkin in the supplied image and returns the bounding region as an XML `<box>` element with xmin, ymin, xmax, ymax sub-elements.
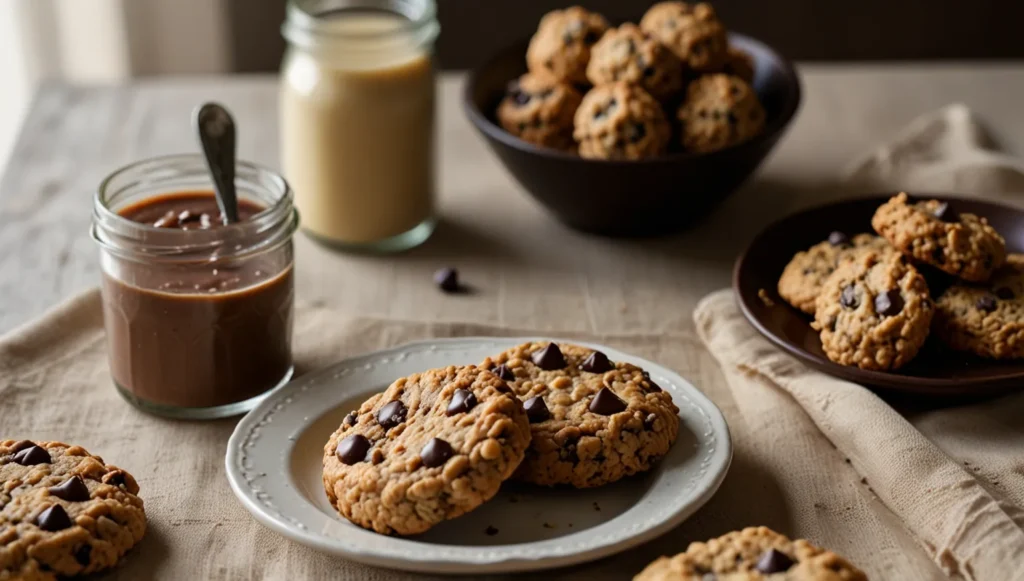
<box><xmin>696</xmin><ymin>104</ymin><xmax>1024</xmax><ymax>581</ymax></box>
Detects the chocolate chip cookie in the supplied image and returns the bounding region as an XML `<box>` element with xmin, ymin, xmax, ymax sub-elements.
<box><xmin>322</xmin><ymin>366</ymin><xmax>530</xmax><ymax>536</ymax></box>
<box><xmin>871</xmin><ymin>192</ymin><xmax>1006</xmax><ymax>282</ymax></box>
<box><xmin>0</xmin><ymin>440</ymin><xmax>146</xmax><ymax>580</ymax></box>
<box><xmin>633</xmin><ymin>526</ymin><xmax>868</xmax><ymax>580</ymax></box>
<box><xmin>586</xmin><ymin>23</ymin><xmax>684</xmax><ymax>102</ymax></box>
<box><xmin>574</xmin><ymin>82</ymin><xmax>672</xmax><ymax>160</ymax></box>
<box><xmin>481</xmin><ymin>342</ymin><xmax>679</xmax><ymax>488</ymax></box>
<box><xmin>639</xmin><ymin>2</ymin><xmax>728</xmax><ymax>73</ymax></box>
<box><xmin>497</xmin><ymin>72</ymin><xmax>583</xmax><ymax>151</ymax></box>
<box><xmin>526</xmin><ymin>7</ymin><xmax>609</xmax><ymax>85</ymax></box>
<box><xmin>677</xmin><ymin>74</ymin><xmax>765</xmax><ymax>153</ymax></box>
<box><xmin>778</xmin><ymin>233</ymin><xmax>891</xmax><ymax>315</ymax></box>
<box><xmin>813</xmin><ymin>250</ymin><xmax>933</xmax><ymax>370</ymax></box>
<box><xmin>934</xmin><ymin>258</ymin><xmax>1024</xmax><ymax>359</ymax></box>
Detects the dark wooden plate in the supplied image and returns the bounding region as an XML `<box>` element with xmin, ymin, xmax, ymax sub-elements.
<box><xmin>733</xmin><ymin>194</ymin><xmax>1024</xmax><ymax>397</ymax></box>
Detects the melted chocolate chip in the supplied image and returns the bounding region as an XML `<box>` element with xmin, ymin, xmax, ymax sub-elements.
<box><xmin>933</xmin><ymin>201</ymin><xmax>958</xmax><ymax>222</ymax></box>
<box><xmin>342</xmin><ymin>412</ymin><xmax>357</xmax><ymax>427</ymax></box>
<box><xmin>589</xmin><ymin>387</ymin><xmax>627</xmax><ymax>415</ymax></box>
<box><xmin>74</xmin><ymin>544</ymin><xmax>92</xmax><ymax>566</ymax></box>
<box><xmin>524</xmin><ymin>396</ymin><xmax>550</xmax><ymax>423</ymax></box>
<box><xmin>531</xmin><ymin>343</ymin><xmax>566</xmax><ymax>370</ymax></box>
<box><xmin>840</xmin><ymin>285</ymin><xmax>859</xmax><ymax>309</ymax></box>
<box><xmin>977</xmin><ymin>294</ymin><xmax>998</xmax><ymax>312</ymax></box>
<box><xmin>10</xmin><ymin>440</ymin><xmax>34</xmax><ymax>453</ymax></box>
<box><xmin>642</xmin><ymin>371</ymin><xmax>662</xmax><ymax>392</ymax></box>
<box><xmin>12</xmin><ymin>445</ymin><xmax>50</xmax><ymax>466</ymax></box>
<box><xmin>485</xmin><ymin>525</ymin><xmax>499</xmax><ymax>536</ymax></box>
<box><xmin>337</xmin><ymin>434</ymin><xmax>371</xmax><ymax>465</ymax></box>
<box><xmin>755</xmin><ymin>549</ymin><xmax>795</xmax><ymax>573</ymax></box>
<box><xmin>377</xmin><ymin>401</ymin><xmax>407</xmax><ymax>431</ymax></box>
<box><xmin>874</xmin><ymin>289</ymin><xmax>904</xmax><ymax>317</ymax></box>
<box><xmin>106</xmin><ymin>471</ymin><xmax>126</xmax><ymax>488</ymax></box>
<box><xmin>446</xmin><ymin>389</ymin><xmax>478</xmax><ymax>416</ymax></box>
<box><xmin>495</xmin><ymin>364</ymin><xmax>515</xmax><ymax>381</ymax></box>
<box><xmin>434</xmin><ymin>267</ymin><xmax>460</xmax><ymax>292</ymax></box>
<box><xmin>996</xmin><ymin>287</ymin><xmax>1016</xmax><ymax>300</ymax></box>
<box><xmin>827</xmin><ymin>231</ymin><xmax>850</xmax><ymax>247</ymax></box>
<box><xmin>580</xmin><ymin>351</ymin><xmax>613</xmax><ymax>373</ymax></box>
<box><xmin>36</xmin><ymin>505</ymin><xmax>73</xmax><ymax>532</ymax></box>
<box><xmin>49</xmin><ymin>476</ymin><xmax>90</xmax><ymax>502</ymax></box>
<box><xmin>420</xmin><ymin>438</ymin><xmax>454</xmax><ymax>468</ymax></box>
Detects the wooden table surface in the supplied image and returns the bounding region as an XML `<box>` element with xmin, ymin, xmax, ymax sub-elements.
<box><xmin>2</xmin><ymin>65</ymin><xmax>1024</xmax><ymax>336</ymax></box>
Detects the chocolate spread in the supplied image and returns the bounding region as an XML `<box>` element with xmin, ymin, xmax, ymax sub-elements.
<box><xmin>102</xmin><ymin>191</ymin><xmax>294</xmax><ymax>410</ymax></box>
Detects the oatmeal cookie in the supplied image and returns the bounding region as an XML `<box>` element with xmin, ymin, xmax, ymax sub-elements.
<box><xmin>813</xmin><ymin>250</ymin><xmax>933</xmax><ymax>370</ymax></box>
<box><xmin>639</xmin><ymin>2</ymin><xmax>728</xmax><ymax>73</ymax></box>
<box><xmin>586</xmin><ymin>23</ymin><xmax>684</xmax><ymax>102</ymax></box>
<box><xmin>574</xmin><ymin>82</ymin><xmax>671</xmax><ymax>160</ymax></box>
<box><xmin>498</xmin><ymin>72</ymin><xmax>583</xmax><ymax>150</ymax></box>
<box><xmin>322</xmin><ymin>366</ymin><xmax>530</xmax><ymax>536</ymax></box>
<box><xmin>778</xmin><ymin>232</ymin><xmax>891</xmax><ymax>315</ymax></box>
<box><xmin>871</xmin><ymin>192</ymin><xmax>1006</xmax><ymax>282</ymax></box>
<box><xmin>0</xmin><ymin>440</ymin><xmax>146</xmax><ymax>580</ymax></box>
<box><xmin>934</xmin><ymin>259</ymin><xmax>1024</xmax><ymax>359</ymax></box>
<box><xmin>677</xmin><ymin>74</ymin><xmax>765</xmax><ymax>153</ymax></box>
<box><xmin>633</xmin><ymin>526</ymin><xmax>868</xmax><ymax>580</ymax></box>
<box><xmin>526</xmin><ymin>6</ymin><xmax>609</xmax><ymax>85</ymax></box>
<box><xmin>481</xmin><ymin>342</ymin><xmax>679</xmax><ymax>488</ymax></box>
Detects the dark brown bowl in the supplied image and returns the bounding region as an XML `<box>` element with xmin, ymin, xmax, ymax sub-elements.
<box><xmin>462</xmin><ymin>33</ymin><xmax>801</xmax><ymax>237</ymax></box>
<box><xmin>734</xmin><ymin>194</ymin><xmax>1024</xmax><ymax>398</ymax></box>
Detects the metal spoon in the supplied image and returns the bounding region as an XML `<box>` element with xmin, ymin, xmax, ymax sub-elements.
<box><xmin>194</xmin><ymin>102</ymin><xmax>240</xmax><ymax>224</ymax></box>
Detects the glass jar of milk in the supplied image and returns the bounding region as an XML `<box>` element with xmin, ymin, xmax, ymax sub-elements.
<box><xmin>281</xmin><ymin>0</ymin><xmax>439</xmax><ymax>252</ymax></box>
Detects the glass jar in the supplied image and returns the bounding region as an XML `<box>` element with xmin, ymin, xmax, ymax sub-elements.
<box><xmin>92</xmin><ymin>154</ymin><xmax>299</xmax><ymax>419</ymax></box>
<box><xmin>280</xmin><ymin>0</ymin><xmax>440</xmax><ymax>252</ymax></box>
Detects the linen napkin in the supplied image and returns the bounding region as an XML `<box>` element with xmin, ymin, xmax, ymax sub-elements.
<box><xmin>695</xmin><ymin>104</ymin><xmax>1024</xmax><ymax>581</ymax></box>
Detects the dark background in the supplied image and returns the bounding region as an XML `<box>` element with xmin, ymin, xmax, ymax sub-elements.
<box><xmin>227</xmin><ymin>0</ymin><xmax>1022</xmax><ymax>71</ymax></box>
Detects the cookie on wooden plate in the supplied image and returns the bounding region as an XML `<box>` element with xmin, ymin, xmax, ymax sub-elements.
<box><xmin>1</xmin><ymin>440</ymin><xmax>146</xmax><ymax>580</ymax></box>
<box><xmin>482</xmin><ymin>342</ymin><xmax>679</xmax><ymax>488</ymax></box>
<box><xmin>322</xmin><ymin>365</ymin><xmax>530</xmax><ymax>536</ymax></box>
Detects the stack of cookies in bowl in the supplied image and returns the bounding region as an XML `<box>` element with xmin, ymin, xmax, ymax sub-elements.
<box><xmin>778</xmin><ymin>192</ymin><xmax>1018</xmax><ymax>371</ymax></box>
<box><xmin>496</xmin><ymin>2</ymin><xmax>766</xmax><ymax>159</ymax></box>
<box><xmin>321</xmin><ymin>341</ymin><xmax>680</xmax><ymax>535</ymax></box>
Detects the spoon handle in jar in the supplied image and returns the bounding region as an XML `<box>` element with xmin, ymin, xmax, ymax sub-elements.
<box><xmin>194</xmin><ymin>103</ymin><xmax>240</xmax><ymax>225</ymax></box>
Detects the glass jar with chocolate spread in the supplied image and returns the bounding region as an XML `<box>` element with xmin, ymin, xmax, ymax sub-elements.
<box><xmin>280</xmin><ymin>0</ymin><xmax>440</xmax><ymax>252</ymax></box>
<box><xmin>92</xmin><ymin>154</ymin><xmax>299</xmax><ymax>419</ymax></box>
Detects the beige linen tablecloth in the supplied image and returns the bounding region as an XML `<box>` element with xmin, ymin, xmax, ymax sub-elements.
<box><xmin>1</xmin><ymin>105</ymin><xmax>1023</xmax><ymax>580</ymax></box>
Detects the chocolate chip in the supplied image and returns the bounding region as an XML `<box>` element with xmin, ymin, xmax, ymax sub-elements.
<box><xmin>563</xmin><ymin>32</ymin><xmax>575</xmax><ymax>45</ymax></box>
<box><xmin>342</xmin><ymin>412</ymin><xmax>357</xmax><ymax>427</ymax></box>
<box><xmin>495</xmin><ymin>364</ymin><xmax>515</xmax><ymax>381</ymax></box>
<box><xmin>644</xmin><ymin>413</ymin><xmax>657</xmax><ymax>429</ymax></box>
<box><xmin>49</xmin><ymin>476</ymin><xmax>90</xmax><ymax>502</ymax></box>
<box><xmin>589</xmin><ymin>387</ymin><xmax>627</xmax><ymax>415</ymax></box>
<box><xmin>512</xmin><ymin>90</ymin><xmax>531</xmax><ymax>107</ymax></box>
<box><xmin>434</xmin><ymin>267</ymin><xmax>460</xmax><ymax>292</ymax></box>
<box><xmin>643</xmin><ymin>66</ymin><xmax>656</xmax><ymax>78</ymax></box>
<box><xmin>105</xmin><ymin>471</ymin><xmax>126</xmax><ymax>487</ymax></box>
<box><xmin>627</xmin><ymin>123</ymin><xmax>647</xmax><ymax>144</ymax></box>
<box><xmin>36</xmin><ymin>505</ymin><xmax>73</xmax><ymax>532</ymax></box>
<box><xmin>13</xmin><ymin>445</ymin><xmax>50</xmax><ymax>466</ymax></box>
<box><xmin>377</xmin><ymin>401</ymin><xmax>407</xmax><ymax>430</ymax></box>
<box><xmin>10</xmin><ymin>440</ymin><xmax>34</xmax><ymax>453</ymax></box>
<box><xmin>524</xmin><ymin>396</ymin><xmax>550</xmax><ymax>423</ymax></box>
<box><xmin>874</xmin><ymin>289</ymin><xmax>904</xmax><ymax>317</ymax></box>
<box><xmin>827</xmin><ymin>231</ymin><xmax>850</xmax><ymax>246</ymax></box>
<box><xmin>584</xmin><ymin>30</ymin><xmax>600</xmax><ymax>44</ymax></box>
<box><xmin>337</xmin><ymin>434</ymin><xmax>371</xmax><ymax>465</ymax></box>
<box><xmin>840</xmin><ymin>285</ymin><xmax>859</xmax><ymax>309</ymax></box>
<box><xmin>642</xmin><ymin>371</ymin><xmax>662</xmax><ymax>392</ymax></box>
<box><xmin>531</xmin><ymin>343</ymin><xmax>566</xmax><ymax>370</ymax></box>
<box><xmin>485</xmin><ymin>525</ymin><xmax>499</xmax><ymax>536</ymax></box>
<box><xmin>933</xmin><ymin>201</ymin><xmax>958</xmax><ymax>222</ymax></box>
<box><xmin>446</xmin><ymin>389</ymin><xmax>478</xmax><ymax>416</ymax></box>
<box><xmin>74</xmin><ymin>543</ymin><xmax>92</xmax><ymax>566</ymax></box>
<box><xmin>580</xmin><ymin>351</ymin><xmax>613</xmax><ymax>373</ymax></box>
<box><xmin>755</xmin><ymin>549</ymin><xmax>795</xmax><ymax>573</ymax></box>
<box><xmin>977</xmin><ymin>294</ymin><xmax>998</xmax><ymax>312</ymax></box>
<box><xmin>996</xmin><ymin>287</ymin><xmax>1016</xmax><ymax>300</ymax></box>
<box><xmin>420</xmin><ymin>438</ymin><xmax>454</xmax><ymax>468</ymax></box>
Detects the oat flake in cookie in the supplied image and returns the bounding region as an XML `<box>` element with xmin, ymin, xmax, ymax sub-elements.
<box><xmin>632</xmin><ymin>526</ymin><xmax>868</xmax><ymax>580</ymax></box>
<box><xmin>777</xmin><ymin>233</ymin><xmax>891</xmax><ymax>315</ymax></box>
<box><xmin>813</xmin><ymin>250</ymin><xmax>933</xmax><ymax>371</ymax></box>
<box><xmin>322</xmin><ymin>366</ymin><xmax>530</xmax><ymax>536</ymax></box>
<box><xmin>0</xmin><ymin>440</ymin><xmax>146</xmax><ymax>580</ymax></box>
<box><xmin>871</xmin><ymin>192</ymin><xmax>1006</xmax><ymax>282</ymax></box>
<box><xmin>481</xmin><ymin>342</ymin><xmax>680</xmax><ymax>488</ymax></box>
<box><xmin>934</xmin><ymin>256</ymin><xmax>1024</xmax><ymax>359</ymax></box>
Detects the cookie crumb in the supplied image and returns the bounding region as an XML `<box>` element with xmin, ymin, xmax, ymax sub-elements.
<box><xmin>543</xmin><ymin>522</ymin><xmax>556</xmax><ymax>529</ymax></box>
<box><xmin>757</xmin><ymin>289</ymin><xmax>775</xmax><ymax>307</ymax></box>
<box><xmin>485</xmin><ymin>526</ymin><xmax>499</xmax><ymax>536</ymax></box>
<box><xmin>592</xmin><ymin>502</ymin><xmax>601</xmax><ymax>512</ymax></box>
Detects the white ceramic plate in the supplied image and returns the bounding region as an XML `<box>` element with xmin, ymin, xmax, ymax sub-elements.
<box><xmin>225</xmin><ymin>337</ymin><xmax>732</xmax><ymax>574</ymax></box>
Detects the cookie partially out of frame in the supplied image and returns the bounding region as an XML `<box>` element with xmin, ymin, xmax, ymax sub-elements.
<box><xmin>934</xmin><ymin>255</ymin><xmax>1024</xmax><ymax>359</ymax></box>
